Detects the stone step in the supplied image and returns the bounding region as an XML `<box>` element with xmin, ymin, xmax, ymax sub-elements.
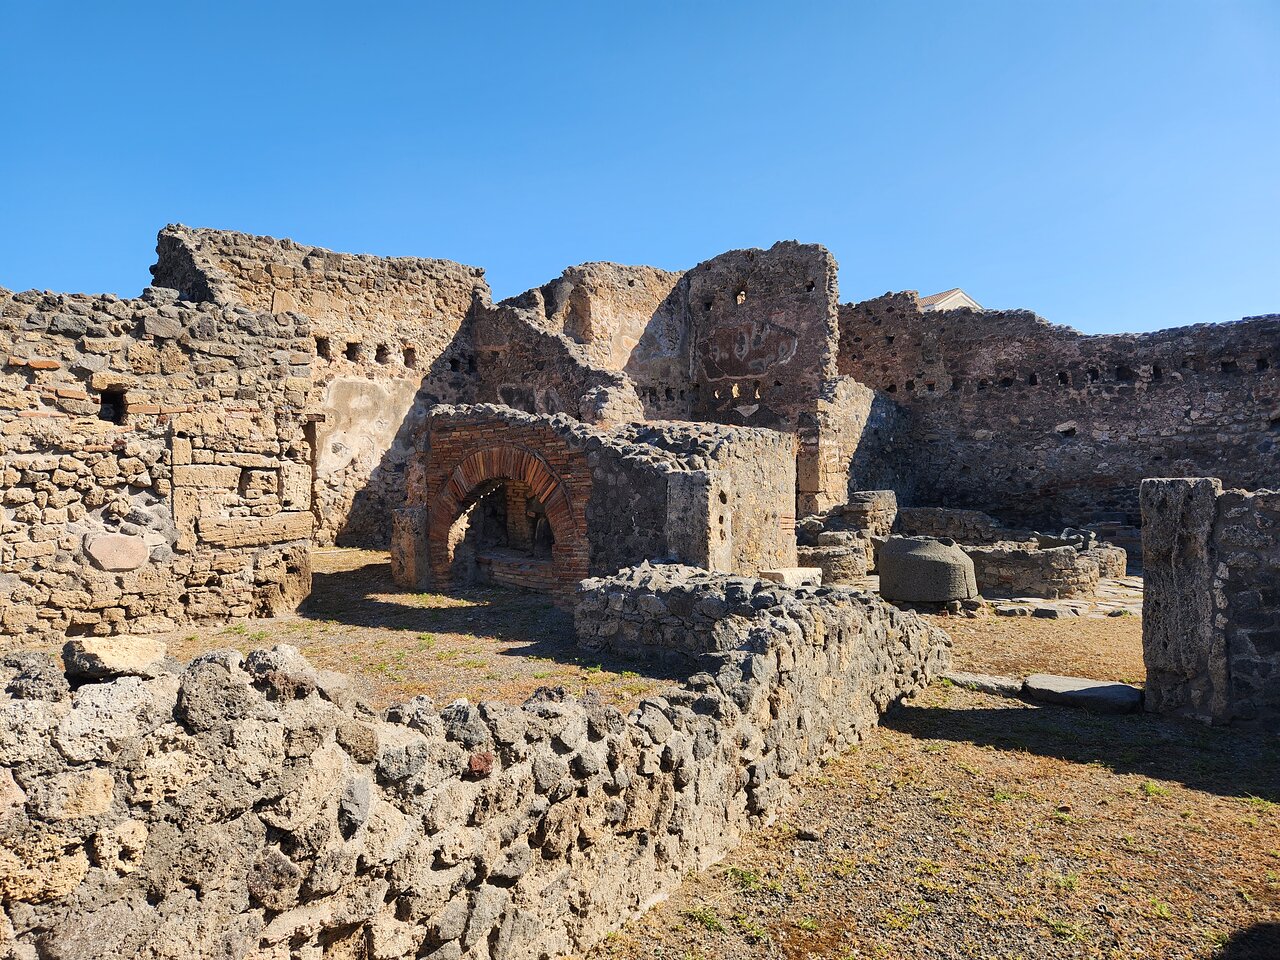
<box><xmin>1023</xmin><ymin>674</ymin><xmax>1143</xmax><ymax>714</ymax></box>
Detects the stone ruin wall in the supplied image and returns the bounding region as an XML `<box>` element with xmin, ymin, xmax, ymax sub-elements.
<box><xmin>469</xmin><ymin>303</ymin><xmax>645</xmax><ymax>427</ymax></box>
<box><xmin>1141</xmin><ymin>478</ymin><xmax>1280</xmax><ymax>725</ymax></box>
<box><xmin>0</xmin><ymin>286</ymin><xmax>313</xmax><ymax>640</ymax></box>
<box><xmin>0</xmin><ymin>565</ymin><xmax>949</xmax><ymax>959</ymax></box>
<box><xmin>502</xmin><ymin>262</ymin><xmax>684</xmax><ymax>383</ymax></box>
<box><xmin>609</xmin><ymin>421</ymin><xmax>798</xmax><ymax>574</ymax></box>
<box><xmin>392</xmin><ymin>407</ymin><xmax>797</xmax><ymax>599</ymax></box>
<box><xmin>504</xmin><ymin>243</ymin><xmax>889</xmax><ymax>516</ymax></box>
<box><xmin>152</xmin><ymin>227</ymin><xmax>488</xmax><ymax>548</ymax></box>
<box><xmin>839</xmin><ymin>293</ymin><xmax>1280</xmax><ymax>530</ymax></box>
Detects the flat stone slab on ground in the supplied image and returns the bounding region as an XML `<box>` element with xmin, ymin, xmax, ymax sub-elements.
<box><xmin>943</xmin><ymin>671</ymin><xmax>1023</xmax><ymax>697</ymax></box>
<box><xmin>1023</xmin><ymin>673</ymin><xmax>1143</xmax><ymax>714</ymax></box>
<box><xmin>995</xmin><ymin>605</ymin><xmax>1032</xmax><ymax>617</ymax></box>
<box><xmin>63</xmin><ymin>635</ymin><xmax>168</xmax><ymax>679</ymax></box>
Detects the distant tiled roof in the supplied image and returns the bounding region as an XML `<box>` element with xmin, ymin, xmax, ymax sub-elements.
<box><xmin>917</xmin><ymin>288</ymin><xmax>961</xmax><ymax>308</ymax></box>
<box><xmin>918</xmin><ymin>288</ymin><xmax>982</xmax><ymax>311</ymax></box>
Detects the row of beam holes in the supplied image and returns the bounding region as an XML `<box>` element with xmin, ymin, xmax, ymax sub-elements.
<box><xmin>314</xmin><ymin>336</ymin><xmax>419</xmax><ymax>369</ymax></box>
<box><xmin>711</xmin><ymin>381</ymin><xmax>772</xmax><ymax>402</ymax></box>
<box><xmin>882</xmin><ymin>355</ymin><xmax>1272</xmax><ymax>395</ymax></box>
<box><xmin>701</xmin><ymin>279</ymin><xmax>820</xmax><ymax>312</ymax></box>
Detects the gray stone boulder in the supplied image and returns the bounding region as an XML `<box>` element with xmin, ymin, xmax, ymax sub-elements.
<box><xmin>878</xmin><ymin>536</ymin><xmax>978</xmax><ymax>603</ymax></box>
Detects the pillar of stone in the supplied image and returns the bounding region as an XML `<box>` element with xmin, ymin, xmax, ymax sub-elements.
<box><xmin>1140</xmin><ymin>477</ymin><xmax>1227</xmax><ymax>721</ymax></box>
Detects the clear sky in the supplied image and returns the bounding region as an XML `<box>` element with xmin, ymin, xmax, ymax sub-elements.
<box><xmin>1</xmin><ymin>1</ymin><xmax>1276</xmax><ymax>333</ymax></box>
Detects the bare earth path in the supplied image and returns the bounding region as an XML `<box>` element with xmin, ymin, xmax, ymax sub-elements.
<box><xmin>589</xmin><ymin>683</ymin><xmax>1280</xmax><ymax>960</ymax></box>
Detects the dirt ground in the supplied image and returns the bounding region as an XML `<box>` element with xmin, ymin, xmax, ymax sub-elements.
<box><xmin>149</xmin><ymin>549</ymin><xmax>673</xmax><ymax>710</ymax></box>
<box><xmin>935</xmin><ymin>610</ymin><xmax>1145</xmax><ymax>685</ymax></box>
<box><xmin>589</xmin><ymin>683</ymin><xmax>1280</xmax><ymax>960</ymax></box>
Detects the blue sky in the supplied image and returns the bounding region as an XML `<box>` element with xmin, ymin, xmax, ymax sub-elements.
<box><xmin>1</xmin><ymin>2</ymin><xmax>1276</xmax><ymax>333</ymax></box>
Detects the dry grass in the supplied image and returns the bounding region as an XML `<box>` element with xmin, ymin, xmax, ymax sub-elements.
<box><xmin>9</xmin><ymin>548</ymin><xmax>671</xmax><ymax>711</ymax></box>
<box><xmin>591</xmin><ymin>683</ymin><xmax>1280</xmax><ymax>960</ymax></box>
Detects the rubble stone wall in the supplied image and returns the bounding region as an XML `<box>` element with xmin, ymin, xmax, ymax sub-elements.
<box><xmin>0</xmin><ymin>565</ymin><xmax>948</xmax><ymax>959</ymax></box>
<box><xmin>896</xmin><ymin>507</ymin><xmax>1033</xmax><ymax>545</ymax></box>
<box><xmin>1141</xmin><ymin>478</ymin><xmax>1280</xmax><ymax>725</ymax></box>
<box><xmin>0</xmin><ymin>286</ymin><xmax>314</xmax><ymax>639</ymax></box>
<box><xmin>152</xmin><ymin>226</ymin><xmax>488</xmax><ymax>547</ymax></box>
<box><xmin>502</xmin><ymin>262</ymin><xmax>684</xmax><ymax>378</ymax></box>
<box><xmin>962</xmin><ymin>543</ymin><xmax>1101</xmax><ymax>599</ymax></box>
<box><xmin>840</xmin><ymin>293</ymin><xmax>1280</xmax><ymax>529</ymax></box>
<box><xmin>471</xmin><ymin>304</ymin><xmax>645</xmax><ymax>426</ymax></box>
<box><xmin>609</xmin><ymin>421</ymin><xmax>798</xmax><ymax>573</ymax></box>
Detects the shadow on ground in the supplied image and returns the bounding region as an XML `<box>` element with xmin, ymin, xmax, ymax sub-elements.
<box><xmin>1214</xmin><ymin>923</ymin><xmax>1280</xmax><ymax>959</ymax></box>
<box><xmin>299</xmin><ymin>559</ymin><xmax>688</xmax><ymax>686</ymax></box>
<box><xmin>884</xmin><ymin>697</ymin><xmax>1280</xmax><ymax>804</ymax></box>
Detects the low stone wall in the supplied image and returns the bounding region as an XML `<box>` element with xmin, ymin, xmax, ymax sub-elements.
<box><xmin>1083</xmin><ymin>544</ymin><xmax>1128</xmax><ymax>579</ymax></box>
<box><xmin>797</xmin><ymin>542</ymin><xmax>871</xmax><ymax>584</ymax></box>
<box><xmin>1</xmin><ymin>565</ymin><xmax>949</xmax><ymax>958</ymax></box>
<box><xmin>963</xmin><ymin>543</ymin><xmax>1101</xmax><ymax>599</ymax></box>
<box><xmin>1142</xmin><ymin>478</ymin><xmax>1280</xmax><ymax>725</ymax></box>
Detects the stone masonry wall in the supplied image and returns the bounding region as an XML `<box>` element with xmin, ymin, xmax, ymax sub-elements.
<box><xmin>471</xmin><ymin>303</ymin><xmax>645</xmax><ymax>426</ymax></box>
<box><xmin>0</xmin><ymin>286</ymin><xmax>313</xmax><ymax>640</ymax></box>
<box><xmin>963</xmin><ymin>543</ymin><xmax>1101</xmax><ymax>599</ymax></box>
<box><xmin>609</xmin><ymin>422</ymin><xmax>798</xmax><ymax>574</ymax></box>
<box><xmin>503</xmin><ymin>262</ymin><xmax>684</xmax><ymax>378</ymax></box>
<box><xmin>1141</xmin><ymin>478</ymin><xmax>1280</xmax><ymax>725</ymax></box>
<box><xmin>840</xmin><ymin>293</ymin><xmax>1280</xmax><ymax>529</ymax></box>
<box><xmin>152</xmin><ymin>226</ymin><xmax>489</xmax><ymax>547</ymax></box>
<box><xmin>0</xmin><ymin>565</ymin><xmax>947</xmax><ymax>959</ymax></box>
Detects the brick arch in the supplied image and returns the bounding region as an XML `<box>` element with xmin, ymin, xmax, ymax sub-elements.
<box><xmin>426</xmin><ymin>444</ymin><xmax>589</xmax><ymax>590</ymax></box>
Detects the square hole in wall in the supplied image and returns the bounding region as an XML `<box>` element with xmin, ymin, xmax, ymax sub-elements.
<box><xmin>98</xmin><ymin>388</ymin><xmax>127</xmax><ymax>424</ymax></box>
<box><xmin>345</xmin><ymin>342</ymin><xmax>362</xmax><ymax>362</ymax></box>
<box><xmin>315</xmin><ymin>336</ymin><xmax>333</xmax><ymax>360</ymax></box>
<box><xmin>375</xmin><ymin>344</ymin><xmax>390</xmax><ymax>364</ymax></box>
<box><xmin>404</xmin><ymin>346</ymin><xmax>418</xmax><ymax>368</ymax></box>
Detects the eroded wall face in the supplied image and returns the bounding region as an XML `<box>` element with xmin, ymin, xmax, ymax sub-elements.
<box><xmin>840</xmin><ymin>295</ymin><xmax>1280</xmax><ymax>528</ymax></box>
<box><xmin>0</xmin><ymin>288</ymin><xmax>313</xmax><ymax>638</ymax></box>
<box><xmin>153</xmin><ymin>226</ymin><xmax>487</xmax><ymax>546</ymax></box>
<box><xmin>1142</xmin><ymin>478</ymin><xmax>1280</xmax><ymax>724</ymax></box>
<box><xmin>471</xmin><ymin>304</ymin><xmax>645</xmax><ymax>427</ymax></box>
<box><xmin>684</xmin><ymin>241</ymin><xmax>840</xmax><ymax>429</ymax></box>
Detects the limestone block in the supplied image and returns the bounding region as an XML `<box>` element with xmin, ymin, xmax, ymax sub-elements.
<box><xmin>197</xmin><ymin>511</ymin><xmax>314</xmax><ymax>547</ymax></box>
<box><xmin>759</xmin><ymin>567</ymin><xmax>822</xmax><ymax>587</ymax></box>
<box><xmin>83</xmin><ymin>532</ymin><xmax>150</xmax><ymax>572</ymax></box>
<box><xmin>63</xmin><ymin>635</ymin><xmax>167</xmax><ymax>680</ymax></box>
<box><xmin>172</xmin><ymin>464</ymin><xmax>240</xmax><ymax>489</ymax></box>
